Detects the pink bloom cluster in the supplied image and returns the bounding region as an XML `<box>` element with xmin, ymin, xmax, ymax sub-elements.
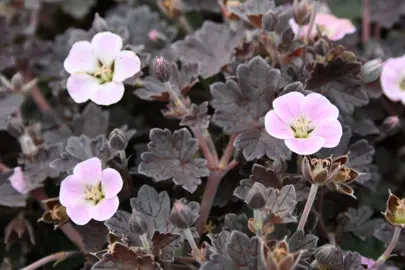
<box><xmin>265</xmin><ymin>92</ymin><xmax>342</xmax><ymax>155</ymax></box>
<box><xmin>9</xmin><ymin>167</ymin><xmax>29</xmax><ymax>194</ymax></box>
<box><xmin>380</xmin><ymin>55</ymin><xmax>405</xmax><ymax>104</ymax></box>
<box><xmin>64</xmin><ymin>32</ymin><xmax>141</xmax><ymax>106</ymax></box>
<box><xmin>289</xmin><ymin>13</ymin><xmax>356</xmax><ymax>41</ymax></box>
<box><xmin>59</xmin><ymin>157</ymin><xmax>123</xmax><ymax>225</ymax></box>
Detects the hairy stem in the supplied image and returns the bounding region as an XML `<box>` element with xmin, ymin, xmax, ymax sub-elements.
<box><xmin>328</xmin><ymin>233</ymin><xmax>336</xmax><ymax>246</ymax></box>
<box><xmin>371</xmin><ymin>227</ymin><xmax>401</xmax><ymax>269</ymax></box>
<box><xmin>362</xmin><ymin>0</ymin><xmax>370</xmax><ymax>44</ymax></box>
<box><xmin>164</xmin><ymin>81</ymin><xmax>187</xmax><ymax>113</ymax></box>
<box><xmin>297</xmin><ymin>184</ymin><xmax>319</xmax><ymax>231</ymax></box>
<box><xmin>184</xmin><ymin>228</ymin><xmax>202</xmax><ymax>263</ymax></box>
<box><xmin>21</xmin><ymin>251</ymin><xmax>78</xmax><ymax>270</ymax></box>
<box><xmin>304</xmin><ymin>0</ymin><xmax>318</xmax><ymax>43</ymax></box>
<box><xmin>203</xmin><ymin>129</ymin><xmax>219</xmax><ymax>165</ymax></box>
<box><xmin>253</xmin><ymin>209</ymin><xmax>263</xmax><ymax>237</ymax></box>
<box><xmin>31</xmin><ymin>188</ymin><xmax>86</xmax><ymax>252</ymax></box>
<box><xmin>219</xmin><ymin>134</ymin><xmax>237</xmax><ymax>169</ymax></box>
<box><xmin>192</xmin><ymin>127</ymin><xmax>217</xmax><ymax>169</ymax></box>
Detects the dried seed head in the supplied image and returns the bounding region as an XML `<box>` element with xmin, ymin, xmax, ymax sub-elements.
<box><xmin>169</xmin><ymin>201</ymin><xmax>193</xmax><ymax>229</ymax></box>
<box><xmin>262</xmin><ymin>10</ymin><xmax>279</xmax><ymax>32</ymax></box>
<box><xmin>129</xmin><ymin>210</ymin><xmax>149</xmax><ymax>235</ymax></box>
<box><xmin>153</xmin><ymin>56</ymin><xmax>172</xmax><ymax>82</ymax></box>
<box><xmin>384</xmin><ymin>191</ymin><xmax>405</xmax><ymax>227</ymax></box>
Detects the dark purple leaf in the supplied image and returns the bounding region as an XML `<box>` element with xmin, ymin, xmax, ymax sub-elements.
<box><xmin>288</xmin><ymin>230</ymin><xmax>318</xmax><ymax>260</ymax></box>
<box><xmin>370</xmin><ymin>0</ymin><xmax>405</xmax><ymax>27</ymax></box>
<box><xmin>72</xmin><ymin>103</ymin><xmax>109</xmax><ymax>138</ymax></box>
<box><xmin>227</xmin><ymin>0</ymin><xmax>276</xmax><ymax>28</ymax></box>
<box><xmin>138</xmin><ymin>128</ymin><xmax>210</xmax><ymax>193</ymax></box>
<box><xmin>180</xmin><ymin>102</ymin><xmax>210</xmax><ymax>129</ymax></box>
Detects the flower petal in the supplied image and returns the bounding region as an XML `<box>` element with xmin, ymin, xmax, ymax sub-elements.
<box><xmin>272</xmin><ymin>91</ymin><xmax>305</xmax><ymax>124</ymax></box>
<box><xmin>284</xmin><ymin>136</ymin><xmax>325</xmax><ymax>155</ymax></box>
<box><xmin>66</xmin><ymin>203</ymin><xmax>93</xmax><ymax>225</ymax></box>
<box><xmin>63</xmin><ymin>41</ymin><xmax>99</xmax><ymax>74</ymax></box>
<box><xmin>66</xmin><ymin>74</ymin><xmax>100</xmax><ymax>103</ymax></box>
<box><xmin>91</xmin><ymin>32</ymin><xmax>122</xmax><ymax>67</ymax></box>
<box><xmin>73</xmin><ymin>157</ymin><xmax>102</xmax><ymax>186</ymax></box>
<box><xmin>90</xmin><ymin>82</ymin><xmax>124</xmax><ymax>106</ymax></box>
<box><xmin>9</xmin><ymin>167</ymin><xmax>28</xmax><ymax>194</ymax></box>
<box><xmin>303</xmin><ymin>93</ymin><xmax>339</xmax><ymax>124</ymax></box>
<box><xmin>101</xmin><ymin>168</ymin><xmax>123</xmax><ymax>199</ymax></box>
<box><xmin>381</xmin><ymin>60</ymin><xmax>404</xmax><ymax>101</ymax></box>
<box><xmin>264</xmin><ymin>110</ymin><xmax>294</xmax><ymax>139</ymax></box>
<box><xmin>90</xmin><ymin>196</ymin><xmax>119</xmax><ymax>221</ymax></box>
<box><xmin>314</xmin><ymin>118</ymin><xmax>343</xmax><ymax>148</ymax></box>
<box><xmin>113</xmin><ymin>50</ymin><xmax>141</xmax><ymax>82</ymax></box>
<box><xmin>59</xmin><ymin>175</ymin><xmax>86</xmax><ymax>207</ymax></box>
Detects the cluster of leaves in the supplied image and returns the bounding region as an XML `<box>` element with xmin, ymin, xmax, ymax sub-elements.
<box><xmin>1</xmin><ymin>0</ymin><xmax>405</xmax><ymax>269</ymax></box>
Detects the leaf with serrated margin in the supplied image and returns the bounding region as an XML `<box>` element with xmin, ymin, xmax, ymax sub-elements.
<box><xmin>227</xmin><ymin>0</ymin><xmax>276</xmax><ymax>28</ymax></box>
<box><xmin>104</xmin><ymin>210</ymin><xmax>142</xmax><ymax>247</ymax></box>
<box><xmin>180</xmin><ymin>102</ymin><xmax>210</xmax><ymax>129</ymax></box>
<box><xmin>343</xmin><ymin>251</ymin><xmax>364</xmax><ymax>270</ymax></box>
<box><xmin>172</xmin><ymin>21</ymin><xmax>244</xmax><ymax>78</ymax></box>
<box><xmin>288</xmin><ymin>230</ymin><xmax>318</xmax><ymax>260</ymax></box>
<box><xmin>138</xmin><ymin>128</ymin><xmax>209</xmax><ymax>193</ymax></box>
<box><xmin>265</xmin><ymin>185</ymin><xmax>297</xmax><ymax>224</ymax></box>
<box><xmin>223</xmin><ymin>213</ymin><xmax>251</xmax><ymax>235</ymax></box>
<box><xmin>72</xmin><ymin>103</ymin><xmax>109</xmax><ymax>138</ymax></box>
<box><xmin>337</xmin><ymin>206</ymin><xmax>384</xmax><ymax>240</ymax></box>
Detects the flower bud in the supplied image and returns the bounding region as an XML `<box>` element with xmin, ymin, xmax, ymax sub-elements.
<box><xmin>108</xmin><ymin>128</ymin><xmax>128</xmax><ymax>151</ymax></box>
<box><xmin>245</xmin><ymin>183</ymin><xmax>267</xmax><ymax>209</ymax></box>
<box><xmin>384</xmin><ymin>191</ymin><xmax>405</xmax><ymax>227</ymax></box>
<box><xmin>153</xmin><ymin>57</ymin><xmax>172</xmax><ymax>82</ymax></box>
<box><xmin>129</xmin><ymin>210</ymin><xmax>148</xmax><ymax>235</ymax></box>
<box><xmin>169</xmin><ymin>201</ymin><xmax>193</xmax><ymax>229</ymax></box>
<box><xmin>7</xmin><ymin>117</ymin><xmax>25</xmax><ymax>138</ymax></box>
<box><xmin>262</xmin><ymin>10</ymin><xmax>279</xmax><ymax>32</ymax></box>
<box><xmin>293</xmin><ymin>0</ymin><xmax>312</xmax><ymax>25</ymax></box>
<box><xmin>381</xmin><ymin>116</ymin><xmax>400</xmax><ymax>135</ymax></box>
<box><xmin>361</xmin><ymin>58</ymin><xmax>382</xmax><ymax>83</ymax></box>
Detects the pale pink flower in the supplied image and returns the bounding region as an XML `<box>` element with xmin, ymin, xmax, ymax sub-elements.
<box><xmin>9</xmin><ymin>167</ymin><xmax>29</xmax><ymax>194</ymax></box>
<box><xmin>59</xmin><ymin>157</ymin><xmax>123</xmax><ymax>225</ymax></box>
<box><xmin>361</xmin><ymin>256</ymin><xmax>375</xmax><ymax>268</ymax></box>
<box><xmin>380</xmin><ymin>55</ymin><xmax>405</xmax><ymax>104</ymax></box>
<box><xmin>289</xmin><ymin>13</ymin><xmax>356</xmax><ymax>41</ymax></box>
<box><xmin>64</xmin><ymin>32</ymin><xmax>141</xmax><ymax>106</ymax></box>
<box><xmin>265</xmin><ymin>92</ymin><xmax>342</xmax><ymax>155</ymax></box>
<box><xmin>148</xmin><ymin>30</ymin><xmax>159</xmax><ymax>41</ymax></box>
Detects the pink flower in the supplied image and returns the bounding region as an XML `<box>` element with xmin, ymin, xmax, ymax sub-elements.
<box><xmin>289</xmin><ymin>13</ymin><xmax>356</xmax><ymax>41</ymax></box>
<box><xmin>380</xmin><ymin>55</ymin><xmax>405</xmax><ymax>103</ymax></box>
<box><xmin>64</xmin><ymin>32</ymin><xmax>141</xmax><ymax>106</ymax></box>
<box><xmin>59</xmin><ymin>157</ymin><xmax>123</xmax><ymax>225</ymax></box>
<box><xmin>9</xmin><ymin>167</ymin><xmax>29</xmax><ymax>194</ymax></box>
<box><xmin>361</xmin><ymin>256</ymin><xmax>375</xmax><ymax>268</ymax></box>
<box><xmin>265</xmin><ymin>92</ymin><xmax>342</xmax><ymax>155</ymax></box>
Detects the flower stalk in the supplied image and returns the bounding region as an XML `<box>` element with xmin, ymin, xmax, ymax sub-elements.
<box><xmin>371</xmin><ymin>227</ymin><xmax>401</xmax><ymax>269</ymax></box>
<box><xmin>21</xmin><ymin>251</ymin><xmax>78</xmax><ymax>270</ymax></box>
<box><xmin>297</xmin><ymin>183</ymin><xmax>319</xmax><ymax>231</ymax></box>
<box><xmin>184</xmin><ymin>228</ymin><xmax>202</xmax><ymax>262</ymax></box>
<box><xmin>304</xmin><ymin>0</ymin><xmax>318</xmax><ymax>43</ymax></box>
<box><xmin>253</xmin><ymin>209</ymin><xmax>263</xmax><ymax>237</ymax></box>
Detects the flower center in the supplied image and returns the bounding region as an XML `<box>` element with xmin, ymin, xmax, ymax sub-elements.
<box><xmin>290</xmin><ymin>116</ymin><xmax>314</xmax><ymax>139</ymax></box>
<box><xmin>85</xmin><ymin>183</ymin><xmax>105</xmax><ymax>204</ymax></box>
<box><xmin>395</xmin><ymin>199</ymin><xmax>405</xmax><ymax>224</ymax></box>
<box><xmin>399</xmin><ymin>78</ymin><xmax>405</xmax><ymax>91</ymax></box>
<box><xmin>94</xmin><ymin>64</ymin><xmax>113</xmax><ymax>84</ymax></box>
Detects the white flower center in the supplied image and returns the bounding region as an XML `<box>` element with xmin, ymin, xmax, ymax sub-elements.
<box><xmin>94</xmin><ymin>64</ymin><xmax>113</xmax><ymax>83</ymax></box>
<box><xmin>85</xmin><ymin>183</ymin><xmax>105</xmax><ymax>204</ymax></box>
<box><xmin>290</xmin><ymin>116</ymin><xmax>314</xmax><ymax>139</ymax></box>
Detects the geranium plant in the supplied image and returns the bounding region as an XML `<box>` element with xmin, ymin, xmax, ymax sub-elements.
<box><xmin>1</xmin><ymin>0</ymin><xmax>405</xmax><ymax>269</ymax></box>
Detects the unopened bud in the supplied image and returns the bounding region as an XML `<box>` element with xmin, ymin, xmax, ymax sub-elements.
<box><xmin>381</xmin><ymin>115</ymin><xmax>400</xmax><ymax>135</ymax></box>
<box><xmin>361</xmin><ymin>58</ymin><xmax>382</xmax><ymax>83</ymax></box>
<box><xmin>129</xmin><ymin>210</ymin><xmax>148</xmax><ymax>235</ymax></box>
<box><xmin>169</xmin><ymin>201</ymin><xmax>193</xmax><ymax>229</ymax></box>
<box><xmin>293</xmin><ymin>0</ymin><xmax>312</xmax><ymax>25</ymax></box>
<box><xmin>7</xmin><ymin>117</ymin><xmax>25</xmax><ymax>138</ymax></box>
<box><xmin>108</xmin><ymin>128</ymin><xmax>128</xmax><ymax>151</ymax></box>
<box><xmin>18</xmin><ymin>133</ymin><xmax>38</xmax><ymax>156</ymax></box>
<box><xmin>153</xmin><ymin>57</ymin><xmax>172</xmax><ymax>82</ymax></box>
<box><xmin>262</xmin><ymin>10</ymin><xmax>279</xmax><ymax>32</ymax></box>
<box><xmin>246</xmin><ymin>183</ymin><xmax>267</xmax><ymax>209</ymax></box>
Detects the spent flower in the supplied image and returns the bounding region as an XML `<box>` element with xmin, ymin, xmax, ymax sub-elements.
<box><xmin>59</xmin><ymin>157</ymin><xmax>123</xmax><ymax>225</ymax></box>
<box><xmin>380</xmin><ymin>55</ymin><xmax>405</xmax><ymax>104</ymax></box>
<box><xmin>289</xmin><ymin>13</ymin><xmax>356</xmax><ymax>41</ymax></box>
<box><xmin>383</xmin><ymin>191</ymin><xmax>405</xmax><ymax>228</ymax></box>
<box><xmin>63</xmin><ymin>32</ymin><xmax>141</xmax><ymax>106</ymax></box>
<box><xmin>265</xmin><ymin>92</ymin><xmax>342</xmax><ymax>155</ymax></box>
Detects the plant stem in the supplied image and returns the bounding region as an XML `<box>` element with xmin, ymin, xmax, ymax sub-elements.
<box><xmin>226</xmin><ymin>159</ymin><xmax>239</xmax><ymax>171</ymax></box>
<box><xmin>297</xmin><ymin>184</ymin><xmax>319</xmax><ymax>231</ymax></box>
<box><xmin>192</xmin><ymin>127</ymin><xmax>217</xmax><ymax>169</ymax></box>
<box><xmin>304</xmin><ymin>0</ymin><xmax>318</xmax><ymax>43</ymax></box>
<box><xmin>253</xmin><ymin>209</ymin><xmax>263</xmax><ymax>237</ymax></box>
<box><xmin>21</xmin><ymin>251</ymin><xmax>78</xmax><ymax>270</ymax></box>
<box><xmin>362</xmin><ymin>0</ymin><xmax>370</xmax><ymax>44</ymax></box>
<box><xmin>328</xmin><ymin>232</ymin><xmax>336</xmax><ymax>246</ymax></box>
<box><xmin>184</xmin><ymin>228</ymin><xmax>202</xmax><ymax>263</ymax></box>
<box><xmin>219</xmin><ymin>134</ymin><xmax>237</xmax><ymax>169</ymax></box>
<box><xmin>196</xmin><ymin>171</ymin><xmax>223</xmax><ymax>235</ymax></box>
<box><xmin>164</xmin><ymin>81</ymin><xmax>187</xmax><ymax>113</ymax></box>
<box><xmin>31</xmin><ymin>188</ymin><xmax>86</xmax><ymax>252</ymax></box>
<box><xmin>371</xmin><ymin>227</ymin><xmax>402</xmax><ymax>269</ymax></box>
<box><xmin>179</xmin><ymin>16</ymin><xmax>194</xmax><ymax>34</ymax></box>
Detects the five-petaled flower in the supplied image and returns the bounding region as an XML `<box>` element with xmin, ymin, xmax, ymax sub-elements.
<box><xmin>289</xmin><ymin>13</ymin><xmax>356</xmax><ymax>41</ymax></box>
<box><xmin>64</xmin><ymin>31</ymin><xmax>141</xmax><ymax>106</ymax></box>
<box><xmin>59</xmin><ymin>157</ymin><xmax>123</xmax><ymax>225</ymax></box>
<box><xmin>380</xmin><ymin>55</ymin><xmax>405</xmax><ymax>104</ymax></box>
<box><xmin>265</xmin><ymin>91</ymin><xmax>342</xmax><ymax>155</ymax></box>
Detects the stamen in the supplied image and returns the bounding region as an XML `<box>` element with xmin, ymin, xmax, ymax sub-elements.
<box><xmin>290</xmin><ymin>116</ymin><xmax>314</xmax><ymax>138</ymax></box>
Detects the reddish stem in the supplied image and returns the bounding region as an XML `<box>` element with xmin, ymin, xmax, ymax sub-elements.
<box><xmin>0</xmin><ymin>162</ymin><xmax>9</xmax><ymax>172</ymax></box>
<box><xmin>362</xmin><ymin>0</ymin><xmax>370</xmax><ymax>44</ymax></box>
<box><xmin>219</xmin><ymin>134</ymin><xmax>237</xmax><ymax>169</ymax></box>
<box><xmin>226</xmin><ymin>159</ymin><xmax>239</xmax><ymax>172</ymax></box>
<box><xmin>192</xmin><ymin>127</ymin><xmax>217</xmax><ymax>169</ymax></box>
<box><xmin>21</xmin><ymin>71</ymin><xmax>51</xmax><ymax>112</ymax></box>
<box><xmin>21</xmin><ymin>251</ymin><xmax>78</xmax><ymax>270</ymax></box>
<box><xmin>373</xmin><ymin>23</ymin><xmax>381</xmax><ymax>40</ymax></box>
